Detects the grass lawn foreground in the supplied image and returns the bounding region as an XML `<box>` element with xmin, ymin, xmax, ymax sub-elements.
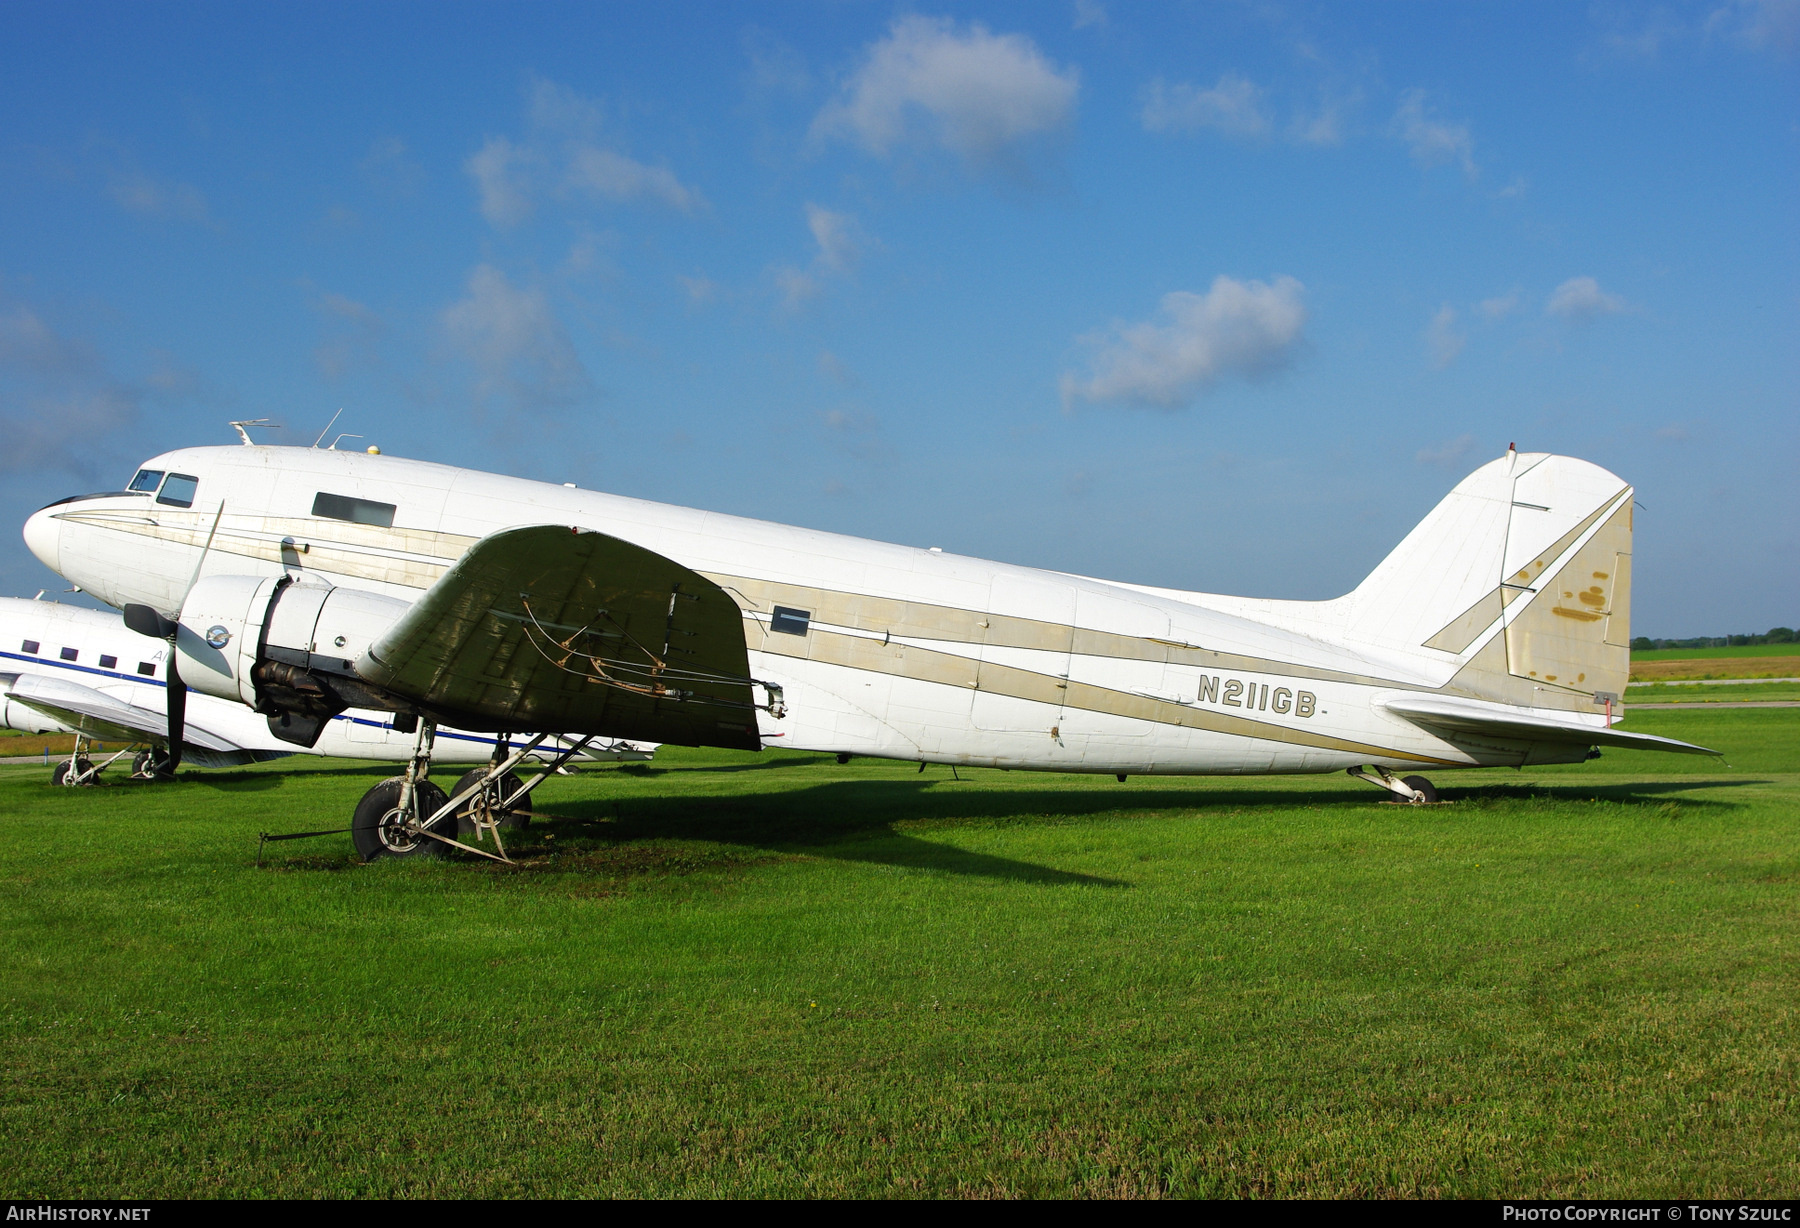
<box><xmin>1</xmin><ymin>709</ymin><xmax>1796</xmax><ymax>1197</ymax></box>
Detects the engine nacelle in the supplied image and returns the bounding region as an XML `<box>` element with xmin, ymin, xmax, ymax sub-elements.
<box><xmin>172</xmin><ymin>574</ymin><xmax>414</xmax><ymax>746</ymax></box>
<box><xmin>173</xmin><ymin>574</ymin><xmax>282</xmax><ymax>706</ymax></box>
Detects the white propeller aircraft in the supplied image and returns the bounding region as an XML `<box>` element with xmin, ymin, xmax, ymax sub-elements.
<box><xmin>0</xmin><ymin>594</ymin><xmax>651</xmax><ymax>845</ymax></box>
<box><xmin>21</xmin><ymin>438</ymin><xmax>1709</xmax><ymax>861</ymax></box>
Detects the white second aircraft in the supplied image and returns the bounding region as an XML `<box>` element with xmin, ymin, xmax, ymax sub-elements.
<box><xmin>21</xmin><ymin>440</ymin><xmax>1709</xmax><ymax>861</ymax></box>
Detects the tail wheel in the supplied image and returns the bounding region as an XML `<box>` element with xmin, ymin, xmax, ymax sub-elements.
<box><xmin>1401</xmin><ymin>775</ymin><xmax>1439</xmax><ymax>805</ymax></box>
<box><xmin>52</xmin><ymin>758</ymin><xmax>96</xmax><ymax>786</ymax></box>
<box><xmin>452</xmin><ymin>769</ymin><xmax>530</xmax><ymax>834</ymax></box>
<box><xmin>352</xmin><ymin>777</ymin><xmax>454</xmax><ymax>862</ymax></box>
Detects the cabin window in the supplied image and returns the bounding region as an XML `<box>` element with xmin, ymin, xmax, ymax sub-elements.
<box><xmin>128</xmin><ymin>469</ymin><xmax>164</xmax><ymax>493</ymax></box>
<box><xmin>99</xmin><ymin>655</ymin><xmax>117</xmax><ymax>669</ymax></box>
<box><xmin>770</xmin><ymin>606</ymin><xmax>811</xmax><ymax>636</ymax></box>
<box><xmin>60</xmin><ymin>647</ymin><xmax>78</xmax><ymax>662</ymax></box>
<box><xmin>21</xmin><ymin>640</ymin><xmax>39</xmax><ymax>654</ymax></box>
<box><xmin>138</xmin><ymin>662</ymin><xmax>156</xmax><ymax>677</ymax></box>
<box><xmin>156</xmin><ymin>473</ymin><xmax>199</xmax><ymax>508</ymax></box>
<box><xmin>313</xmin><ymin>492</ymin><xmax>396</xmax><ymax>527</ymax></box>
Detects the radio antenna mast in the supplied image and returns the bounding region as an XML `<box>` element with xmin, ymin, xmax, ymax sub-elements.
<box><xmin>312</xmin><ymin>408</ymin><xmax>344</xmax><ymax>449</ymax></box>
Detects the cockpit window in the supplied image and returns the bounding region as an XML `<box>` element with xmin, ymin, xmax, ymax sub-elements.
<box><xmin>312</xmin><ymin>492</ymin><xmax>396</xmax><ymax>527</ymax></box>
<box><xmin>156</xmin><ymin>473</ymin><xmax>199</xmax><ymax>508</ymax></box>
<box><xmin>127</xmin><ymin>469</ymin><xmax>164</xmax><ymax>493</ymax></box>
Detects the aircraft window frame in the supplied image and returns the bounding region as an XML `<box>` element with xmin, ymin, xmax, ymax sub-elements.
<box><xmin>21</xmin><ymin>640</ymin><xmax>39</xmax><ymax>655</ymax></box>
<box><xmin>100</xmin><ymin>654</ymin><xmax>117</xmax><ymax>670</ymax></box>
<box><xmin>138</xmin><ymin>662</ymin><xmax>156</xmax><ymax>677</ymax></box>
<box><xmin>312</xmin><ymin>492</ymin><xmax>397</xmax><ymax>528</ymax></box>
<box><xmin>156</xmin><ymin>473</ymin><xmax>199</xmax><ymax>508</ymax></box>
<box><xmin>770</xmin><ymin>606</ymin><xmax>812</xmax><ymax>636</ymax></box>
<box><xmin>60</xmin><ymin>647</ymin><xmax>78</xmax><ymax>662</ymax></box>
<box><xmin>128</xmin><ymin>469</ymin><xmax>164</xmax><ymax>494</ymax></box>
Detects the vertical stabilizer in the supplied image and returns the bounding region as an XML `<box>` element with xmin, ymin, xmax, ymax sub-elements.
<box><xmin>1337</xmin><ymin>450</ymin><xmax>1633</xmax><ymax>710</ymax></box>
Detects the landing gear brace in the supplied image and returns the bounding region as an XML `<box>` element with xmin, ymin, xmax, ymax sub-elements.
<box><xmin>1347</xmin><ymin>765</ymin><xmax>1440</xmax><ymax>805</ymax></box>
<box><xmin>365</xmin><ymin>721</ymin><xmax>596</xmax><ymax>863</ymax></box>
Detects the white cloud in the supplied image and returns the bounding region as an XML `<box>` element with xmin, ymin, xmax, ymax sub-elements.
<box><xmin>679</xmin><ymin>274</ymin><xmax>718</xmax><ymax>305</ymax></box>
<box><xmin>1546</xmin><ymin>276</ymin><xmax>1628</xmax><ymax>319</ymax></box>
<box><xmin>1707</xmin><ymin>0</ymin><xmax>1800</xmax><ymax>54</ymax></box>
<box><xmin>565</xmin><ymin>146</ymin><xmax>701</xmax><ymax>213</ymax></box>
<box><xmin>1060</xmin><ymin>275</ymin><xmax>1307</xmax><ymax>409</ymax></box>
<box><xmin>1288</xmin><ymin>100</ymin><xmax>1345</xmax><ymax>147</ymax></box>
<box><xmin>774</xmin><ymin>267</ymin><xmax>820</xmax><ymax>307</ymax></box>
<box><xmin>1417</xmin><ymin>434</ymin><xmax>1478</xmax><ymax>469</ymax></box>
<box><xmin>466</xmin><ymin>137</ymin><xmax>534</xmax><ymax>227</ymax></box>
<box><xmin>806</xmin><ymin>204</ymin><xmax>861</xmax><ymax>272</ymax></box>
<box><xmin>775</xmin><ymin>204</ymin><xmax>867</xmax><ymax>307</ymax></box>
<box><xmin>1476</xmin><ymin>292</ymin><xmax>1520</xmax><ymax>320</ymax></box>
<box><xmin>811</xmin><ymin>16</ymin><xmax>1079</xmax><ymax>169</ymax></box>
<box><xmin>441</xmin><ymin>265</ymin><xmax>590</xmax><ymax>412</ymax></box>
<box><xmin>1393</xmin><ymin>89</ymin><xmax>1477</xmax><ymax>179</ymax></box>
<box><xmin>1426</xmin><ymin>304</ymin><xmax>1465</xmax><ymax>369</ymax></box>
<box><xmin>105</xmin><ymin>170</ymin><xmax>210</xmax><ymax>222</ymax></box>
<box><xmin>1072</xmin><ymin>0</ymin><xmax>1108</xmax><ymax>30</ymax></box>
<box><xmin>1140</xmin><ymin>74</ymin><xmax>1271</xmax><ymax>139</ymax></box>
<box><xmin>465</xmin><ymin>77</ymin><xmax>704</xmax><ymax>227</ymax></box>
<box><xmin>0</xmin><ymin>301</ymin><xmax>143</xmax><ymax>478</ymax></box>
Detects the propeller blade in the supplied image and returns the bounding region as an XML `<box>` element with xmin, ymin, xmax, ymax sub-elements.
<box><xmin>161</xmin><ymin>647</ymin><xmax>186</xmax><ymax>776</ymax></box>
<box><xmin>154</xmin><ymin>502</ymin><xmax>225</xmax><ymax>779</ymax></box>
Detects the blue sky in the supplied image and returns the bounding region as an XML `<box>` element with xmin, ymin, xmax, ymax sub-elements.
<box><xmin>1</xmin><ymin>1</ymin><xmax>1794</xmax><ymax>635</ymax></box>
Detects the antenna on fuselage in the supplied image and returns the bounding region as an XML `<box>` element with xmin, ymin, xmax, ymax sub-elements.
<box><xmin>229</xmin><ymin>419</ymin><xmax>276</xmax><ymax>446</ymax></box>
<box><xmin>312</xmin><ymin>408</ymin><xmax>344</xmax><ymax>449</ymax></box>
<box><xmin>327</xmin><ymin>434</ymin><xmax>363</xmax><ymax>451</ymax></box>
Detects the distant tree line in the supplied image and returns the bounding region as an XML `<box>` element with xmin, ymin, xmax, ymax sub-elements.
<box><xmin>1631</xmin><ymin>627</ymin><xmax>1797</xmax><ymax>651</ymax></box>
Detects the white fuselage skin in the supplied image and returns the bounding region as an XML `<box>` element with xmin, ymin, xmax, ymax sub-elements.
<box><xmin>0</xmin><ymin>597</ymin><xmax>561</xmax><ymax>765</ymax></box>
<box><xmin>22</xmin><ymin>445</ymin><xmax>1616</xmax><ymax>776</ymax></box>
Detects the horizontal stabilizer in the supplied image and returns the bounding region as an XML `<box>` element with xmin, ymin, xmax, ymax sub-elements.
<box><xmin>1381</xmin><ymin>693</ymin><xmax>1715</xmax><ymax>756</ymax></box>
<box><xmin>5</xmin><ymin>673</ymin><xmax>239</xmax><ymax>752</ymax></box>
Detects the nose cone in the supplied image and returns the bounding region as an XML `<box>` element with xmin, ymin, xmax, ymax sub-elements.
<box><xmin>22</xmin><ymin>506</ymin><xmax>61</xmax><ymax>576</ymax></box>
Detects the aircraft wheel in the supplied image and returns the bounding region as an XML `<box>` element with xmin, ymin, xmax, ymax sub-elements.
<box><xmin>52</xmin><ymin>758</ymin><xmax>95</xmax><ymax>786</ymax></box>
<box><xmin>352</xmin><ymin>778</ymin><xmax>454</xmax><ymax>862</ymax></box>
<box><xmin>1401</xmin><ymin>775</ymin><xmax>1439</xmax><ymax>805</ymax></box>
<box><xmin>131</xmin><ymin>750</ymin><xmax>159</xmax><ymax>779</ymax></box>
<box><xmin>452</xmin><ymin>769</ymin><xmax>529</xmax><ymax>833</ymax></box>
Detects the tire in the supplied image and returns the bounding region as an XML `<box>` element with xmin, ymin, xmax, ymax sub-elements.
<box><xmin>132</xmin><ymin>750</ymin><xmax>159</xmax><ymax>779</ymax></box>
<box><xmin>1401</xmin><ymin>775</ymin><xmax>1439</xmax><ymax>805</ymax></box>
<box><xmin>451</xmin><ymin>768</ymin><xmax>530</xmax><ymax>834</ymax></box>
<box><xmin>52</xmin><ymin>758</ymin><xmax>96</xmax><ymax>786</ymax></box>
<box><xmin>351</xmin><ymin>777</ymin><xmax>455</xmax><ymax>862</ymax></box>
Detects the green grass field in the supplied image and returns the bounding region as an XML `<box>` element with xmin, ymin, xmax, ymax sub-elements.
<box><xmin>1627</xmin><ymin>682</ymin><xmax>1800</xmax><ymax>703</ymax></box>
<box><xmin>1631</xmin><ymin>642</ymin><xmax>1800</xmax><ymax>662</ymax></box>
<box><xmin>2</xmin><ymin>709</ymin><xmax>1796</xmax><ymax>1198</ymax></box>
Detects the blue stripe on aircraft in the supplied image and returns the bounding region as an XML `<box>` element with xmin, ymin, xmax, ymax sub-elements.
<box><xmin>2</xmin><ymin>649</ymin><xmax>508</xmax><ymax>749</ymax></box>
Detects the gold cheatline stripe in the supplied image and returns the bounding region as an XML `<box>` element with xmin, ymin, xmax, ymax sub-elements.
<box><xmin>708</xmin><ymin>573</ymin><xmax>1415</xmax><ymax>689</ymax></box>
<box><xmin>745</xmin><ymin>617</ymin><xmax>1457</xmax><ymax>766</ymax></box>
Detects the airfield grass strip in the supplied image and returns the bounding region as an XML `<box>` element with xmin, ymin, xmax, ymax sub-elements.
<box><xmin>0</xmin><ymin>709</ymin><xmax>1795</xmax><ymax>1197</ymax></box>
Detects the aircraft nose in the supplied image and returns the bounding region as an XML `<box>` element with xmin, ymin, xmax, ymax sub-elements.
<box><xmin>22</xmin><ymin>505</ymin><xmax>61</xmax><ymax>575</ymax></box>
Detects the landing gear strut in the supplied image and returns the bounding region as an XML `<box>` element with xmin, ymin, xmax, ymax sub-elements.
<box><xmin>1347</xmin><ymin>765</ymin><xmax>1440</xmax><ymax>805</ymax></box>
<box><xmin>51</xmin><ymin>735</ymin><xmax>131</xmax><ymax>787</ymax></box>
<box><xmin>350</xmin><ymin>721</ymin><xmax>595</xmax><ymax>863</ymax></box>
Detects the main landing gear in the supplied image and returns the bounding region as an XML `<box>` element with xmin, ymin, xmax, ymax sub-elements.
<box><xmin>1347</xmin><ymin>765</ymin><xmax>1440</xmax><ymax>805</ymax></box>
<box><xmin>50</xmin><ymin>735</ymin><xmax>133</xmax><ymax>787</ymax></box>
<box><xmin>350</xmin><ymin>722</ymin><xmax>595</xmax><ymax>863</ymax></box>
